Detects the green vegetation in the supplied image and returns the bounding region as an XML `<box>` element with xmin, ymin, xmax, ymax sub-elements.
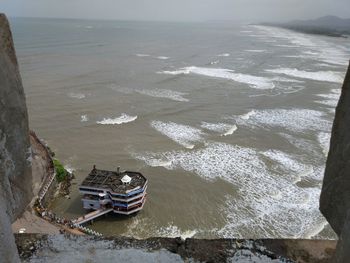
<box><xmin>53</xmin><ymin>159</ymin><xmax>68</xmax><ymax>182</ymax></box>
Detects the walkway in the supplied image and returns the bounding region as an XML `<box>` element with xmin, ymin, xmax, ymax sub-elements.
<box><xmin>73</xmin><ymin>208</ymin><xmax>113</xmax><ymax>225</ymax></box>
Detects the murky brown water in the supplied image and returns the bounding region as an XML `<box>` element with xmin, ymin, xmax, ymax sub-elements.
<box><xmin>12</xmin><ymin>17</ymin><xmax>350</xmax><ymax>239</ymax></box>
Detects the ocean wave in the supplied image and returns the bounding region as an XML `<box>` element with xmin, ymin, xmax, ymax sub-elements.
<box><xmin>245</xmin><ymin>49</ymin><xmax>266</xmax><ymax>53</ymax></box>
<box><xmin>261</xmin><ymin>149</ymin><xmax>312</xmax><ymax>183</ymax></box>
<box><xmin>156</xmin><ymin>224</ymin><xmax>197</xmax><ymax>240</ymax></box>
<box><xmin>151</xmin><ymin>121</ymin><xmax>204</xmax><ymax>149</ymax></box>
<box><xmin>156</xmin><ymin>56</ymin><xmax>170</xmax><ymax>60</ymax></box>
<box><xmin>209</xmin><ymin>60</ymin><xmax>219</xmax><ymax>65</ymax></box>
<box><xmin>136</xmin><ymin>54</ymin><xmax>150</xmax><ymax>57</ymax></box>
<box><xmin>200</xmin><ymin>122</ymin><xmax>237</xmax><ymax>136</ymax></box>
<box><xmin>254</xmin><ymin>25</ymin><xmax>349</xmax><ymax>66</ymax></box>
<box><xmin>318</xmin><ymin>132</ymin><xmax>331</xmax><ymax>156</ymax></box>
<box><xmin>64</xmin><ymin>164</ymin><xmax>75</xmax><ymax>174</ymax></box>
<box><xmin>266</xmin><ymin>68</ymin><xmax>344</xmax><ymax>83</ymax></box>
<box><xmin>217</xmin><ymin>53</ymin><xmax>230</xmax><ymax>57</ymax></box>
<box><xmin>237</xmin><ymin>108</ymin><xmax>331</xmax><ymax>133</ymax></box>
<box><xmin>136</xmin><ymin>142</ymin><xmax>326</xmax><ymax>238</ymax></box>
<box><xmin>136</xmin><ymin>89</ymin><xmax>189</xmax><ymax>102</ymax></box>
<box><xmin>159</xmin><ymin>67</ymin><xmax>275</xmax><ymax>90</ymax></box>
<box><xmin>239</xmin><ymin>110</ymin><xmax>256</xmax><ymax>120</ymax></box>
<box><xmin>68</xmin><ymin>92</ymin><xmax>86</xmax><ymax>99</ymax></box>
<box><xmin>97</xmin><ymin>114</ymin><xmax>137</xmax><ymax>125</ymax></box>
<box><xmin>315</xmin><ymin>92</ymin><xmax>340</xmax><ymax>108</ymax></box>
<box><xmin>132</xmin><ymin>153</ymin><xmax>172</xmax><ymax>168</ymax></box>
<box><xmin>279</xmin><ymin>133</ymin><xmax>320</xmax><ymax>158</ymax></box>
<box><xmin>80</xmin><ymin>115</ymin><xmax>88</xmax><ymax>122</ymax></box>
<box><xmin>315</xmin><ymin>100</ymin><xmax>338</xmax><ymax>107</ymax></box>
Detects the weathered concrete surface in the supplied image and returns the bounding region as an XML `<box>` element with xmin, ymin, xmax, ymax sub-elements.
<box><xmin>320</xmin><ymin>62</ymin><xmax>350</xmax><ymax>262</ymax></box>
<box><xmin>15</xmin><ymin>234</ymin><xmax>336</xmax><ymax>263</ymax></box>
<box><xmin>0</xmin><ymin>14</ymin><xmax>32</xmax><ymax>262</ymax></box>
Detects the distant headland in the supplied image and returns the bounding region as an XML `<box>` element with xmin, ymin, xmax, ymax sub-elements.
<box><xmin>260</xmin><ymin>15</ymin><xmax>350</xmax><ymax>38</ymax></box>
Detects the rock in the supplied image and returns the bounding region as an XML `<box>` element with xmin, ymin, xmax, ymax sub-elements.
<box><xmin>0</xmin><ymin>14</ymin><xmax>33</xmax><ymax>262</ymax></box>
<box><xmin>320</xmin><ymin>61</ymin><xmax>350</xmax><ymax>261</ymax></box>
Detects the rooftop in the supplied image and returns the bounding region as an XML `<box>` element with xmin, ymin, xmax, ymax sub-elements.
<box><xmin>80</xmin><ymin>167</ymin><xmax>147</xmax><ymax>194</ymax></box>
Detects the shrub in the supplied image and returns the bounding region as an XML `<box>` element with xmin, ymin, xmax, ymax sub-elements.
<box><xmin>53</xmin><ymin>159</ymin><xmax>67</xmax><ymax>182</ymax></box>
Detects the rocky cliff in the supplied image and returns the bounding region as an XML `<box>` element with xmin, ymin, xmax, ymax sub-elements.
<box><xmin>0</xmin><ymin>14</ymin><xmax>33</xmax><ymax>262</ymax></box>
<box><xmin>320</xmin><ymin>62</ymin><xmax>350</xmax><ymax>262</ymax></box>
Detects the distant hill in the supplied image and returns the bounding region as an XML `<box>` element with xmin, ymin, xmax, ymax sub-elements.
<box><xmin>261</xmin><ymin>16</ymin><xmax>350</xmax><ymax>38</ymax></box>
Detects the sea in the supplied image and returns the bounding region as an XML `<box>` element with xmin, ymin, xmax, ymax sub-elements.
<box><xmin>10</xmin><ymin>17</ymin><xmax>350</xmax><ymax>239</ymax></box>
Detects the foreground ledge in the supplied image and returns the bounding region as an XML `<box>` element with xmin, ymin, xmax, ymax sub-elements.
<box><xmin>15</xmin><ymin>234</ymin><xmax>336</xmax><ymax>262</ymax></box>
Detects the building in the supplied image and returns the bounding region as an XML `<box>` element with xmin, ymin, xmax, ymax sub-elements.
<box><xmin>78</xmin><ymin>166</ymin><xmax>147</xmax><ymax>215</ymax></box>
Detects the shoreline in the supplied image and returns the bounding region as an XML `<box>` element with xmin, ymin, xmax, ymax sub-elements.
<box><xmin>12</xmin><ymin>131</ymin><xmax>85</xmax><ymax>236</ymax></box>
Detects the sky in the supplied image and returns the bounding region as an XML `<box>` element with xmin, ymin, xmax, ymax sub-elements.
<box><xmin>1</xmin><ymin>0</ymin><xmax>350</xmax><ymax>22</ymax></box>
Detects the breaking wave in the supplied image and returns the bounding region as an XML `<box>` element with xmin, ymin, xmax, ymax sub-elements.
<box><xmin>135</xmin><ymin>142</ymin><xmax>326</xmax><ymax>238</ymax></box>
<box><xmin>156</xmin><ymin>56</ymin><xmax>170</xmax><ymax>60</ymax></box>
<box><xmin>236</xmin><ymin>108</ymin><xmax>331</xmax><ymax>133</ymax></box>
<box><xmin>97</xmin><ymin>114</ymin><xmax>137</xmax><ymax>125</ymax></box>
<box><xmin>254</xmin><ymin>25</ymin><xmax>350</xmax><ymax>66</ymax></box>
<box><xmin>200</xmin><ymin>122</ymin><xmax>237</xmax><ymax>136</ymax></box>
<box><xmin>159</xmin><ymin>67</ymin><xmax>275</xmax><ymax>90</ymax></box>
<box><xmin>136</xmin><ymin>89</ymin><xmax>189</xmax><ymax>102</ymax></box>
<box><xmin>151</xmin><ymin>121</ymin><xmax>204</xmax><ymax>149</ymax></box>
<box><xmin>265</xmin><ymin>68</ymin><xmax>344</xmax><ymax>83</ymax></box>
<box><xmin>68</xmin><ymin>92</ymin><xmax>86</xmax><ymax>99</ymax></box>
<box><xmin>217</xmin><ymin>53</ymin><xmax>230</xmax><ymax>57</ymax></box>
<box><xmin>80</xmin><ymin>115</ymin><xmax>88</xmax><ymax>122</ymax></box>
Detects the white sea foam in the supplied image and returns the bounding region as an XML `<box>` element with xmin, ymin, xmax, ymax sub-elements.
<box><xmin>317</xmin><ymin>93</ymin><xmax>340</xmax><ymax>100</ymax></box>
<box><xmin>135</xmin><ymin>89</ymin><xmax>189</xmax><ymax>102</ymax></box>
<box><xmin>245</xmin><ymin>49</ymin><xmax>266</xmax><ymax>53</ymax></box>
<box><xmin>271</xmin><ymin>76</ymin><xmax>304</xmax><ymax>83</ymax></box>
<box><xmin>68</xmin><ymin>92</ymin><xmax>86</xmax><ymax>99</ymax></box>
<box><xmin>136</xmin><ymin>54</ymin><xmax>150</xmax><ymax>57</ymax></box>
<box><xmin>331</xmin><ymin>88</ymin><xmax>341</xmax><ymax>95</ymax></box>
<box><xmin>97</xmin><ymin>114</ymin><xmax>137</xmax><ymax>125</ymax></box>
<box><xmin>151</xmin><ymin>121</ymin><xmax>204</xmax><ymax>149</ymax></box>
<box><xmin>157</xmin><ymin>225</ymin><xmax>197</xmax><ymax>240</ymax></box>
<box><xmin>262</xmin><ymin>150</ymin><xmax>312</xmax><ymax>184</ymax></box>
<box><xmin>279</xmin><ymin>133</ymin><xmax>320</xmax><ymax>158</ymax></box>
<box><xmin>159</xmin><ymin>67</ymin><xmax>275</xmax><ymax>90</ymax></box>
<box><xmin>80</xmin><ymin>115</ymin><xmax>88</xmax><ymax>122</ymax></box>
<box><xmin>315</xmin><ymin>100</ymin><xmax>338</xmax><ymax>107</ymax></box>
<box><xmin>113</xmin><ymin>86</ymin><xmax>189</xmax><ymax>102</ymax></box>
<box><xmin>135</xmin><ymin>142</ymin><xmax>325</xmax><ymax>238</ymax></box>
<box><xmin>217</xmin><ymin>53</ymin><xmax>230</xmax><ymax>57</ymax></box>
<box><xmin>133</xmin><ymin>155</ymin><xmax>172</xmax><ymax>168</ymax></box>
<box><xmin>200</xmin><ymin>122</ymin><xmax>237</xmax><ymax>136</ymax></box>
<box><xmin>274</xmin><ymin>44</ymin><xmax>297</xmax><ymax>48</ymax></box>
<box><xmin>318</xmin><ymin>132</ymin><xmax>331</xmax><ymax>156</ymax></box>
<box><xmin>254</xmin><ymin>25</ymin><xmax>350</xmax><ymax>66</ymax></box>
<box><xmin>64</xmin><ymin>164</ymin><xmax>75</xmax><ymax>174</ymax></box>
<box><xmin>156</xmin><ymin>56</ymin><xmax>170</xmax><ymax>60</ymax></box>
<box><xmin>209</xmin><ymin>60</ymin><xmax>219</xmax><ymax>65</ymax></box>
<box><xmin>223</xmin><ymin>125</ymin><xmax>238</xmax><ymax>136</ymax></box>
<box><xmin>239</xmin><ymin>110</ymin><xmax>256</xmax><ymax>120</ymax></box>
<box><xmin>237</xmin><ymin>108</ymin><xmax>331</xmax><ymax>133</ymax></box>
<box><xmin>315</xmin><ymin>92</ymin><xmax>340</xmax><ymax>108</ymax></box>
<box><xmin>266</xmin><ymin>68</ymin><xmax>344</xmax><ymax>83</ymax></box>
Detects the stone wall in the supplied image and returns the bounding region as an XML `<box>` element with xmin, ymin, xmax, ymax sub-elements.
<box><xmin>0</xmin><ymin>14</ymin><xmax>33</xmax><ymax>262</ymax></box>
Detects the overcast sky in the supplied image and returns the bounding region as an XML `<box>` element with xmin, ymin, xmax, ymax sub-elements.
<box><xmin>1</xmin><ymin>0</ymin><xmax>349</xmax><ymax>22</ymax></box>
